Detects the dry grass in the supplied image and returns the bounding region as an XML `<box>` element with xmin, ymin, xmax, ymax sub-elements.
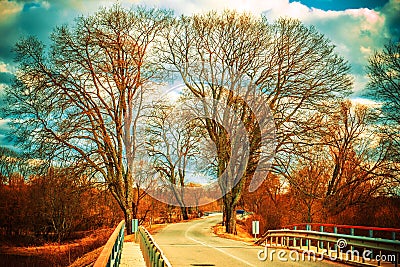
<box><xmin>68</xmin><ymin>246</ymin><xmax>104</xmax><ymax>267</ymax></box>
<box><xmin>123</xmin><ymin>223</ymin><xmax>167</xmax><ymax>243</ymax></box>
<box><xmin>0</xmin><ymin>228</ymin><xmax>113</xmax><ymax>267</ymax></box>
<box><xmin>145</xmin><ymin>224</ymin><xmax>167</xmax><ymax>235</ymax></box>
<box><xmin>213</xmin><ymin>223</ymin><xmax>256</xmax><ymax>244</ymax></box>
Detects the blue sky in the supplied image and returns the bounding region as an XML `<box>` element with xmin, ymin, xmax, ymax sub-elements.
<box><xmin>0</xmin><ymin>0</ymin><xmax>399</xmax><ymax>148</ymax></box>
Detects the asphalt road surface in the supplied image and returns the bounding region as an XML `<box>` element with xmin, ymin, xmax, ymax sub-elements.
<box><xmin>153</xmin><ymin>214</ymin><xmax>347</xmax><ymax>267</ymax></box>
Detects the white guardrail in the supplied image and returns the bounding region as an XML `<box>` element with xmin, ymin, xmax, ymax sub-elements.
<box><xmin>258</xmin><ymin>229</ymin><xmax>400</xmax><ymax>266</ymax></box>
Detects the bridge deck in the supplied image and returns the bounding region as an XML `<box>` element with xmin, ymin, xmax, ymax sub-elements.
<box><xmin>120</xmin><ymin>241</ymin><xmax>146</xmax><ymax>267</ymax></box>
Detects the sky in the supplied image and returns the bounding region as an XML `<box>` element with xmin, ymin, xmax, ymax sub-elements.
<box><xmin>0</xmin><ymin>0</ymin><xmax>399</xmax><ymax>148</ymax></box>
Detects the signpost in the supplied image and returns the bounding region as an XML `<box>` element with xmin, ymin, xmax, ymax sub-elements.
<box><xmin>132</xmin><ymin>219</ymin><xmax>139</xmax><ymax>232</ymax></box>
<box><xmin>132</xmin><ymin>219</ymin><xmax>139</xmax><ymax>241</ymax></box>
<box><xmin>252</xmin><ymin>220</ymin><xmax>260</xmax><ymax>239</ymax></box>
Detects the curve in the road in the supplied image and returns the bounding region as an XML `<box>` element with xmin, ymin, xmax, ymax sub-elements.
<box><xmin>153</xmin><ymin>214</ymin><xmax>346</xmax><ymax>267</ymax></box>
<box><xmin>184</xmin><ymin>218</ymin><xmax>256</xmax><ymax>266</ymax></box>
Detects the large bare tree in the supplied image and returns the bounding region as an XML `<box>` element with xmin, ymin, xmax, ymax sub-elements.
<box><xmin>160</xmin><ymin>12</ymin><xmax>352</xmax><ymax>233</ymax></box>
<box><xmin>4</xmin><ymin>5</ymin><xmax>171</xmax><ymax>233</ymax></box>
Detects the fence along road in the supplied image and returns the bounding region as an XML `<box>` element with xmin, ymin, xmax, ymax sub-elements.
<box><xmin>152</xmin><ymin>213</ymin><xmax>346</xmax><ymax>266</ymax></box>
<box><xmin>257</xmin><ymin>224</ymin><xmax>400</xmax><ymax>267</ymax></box>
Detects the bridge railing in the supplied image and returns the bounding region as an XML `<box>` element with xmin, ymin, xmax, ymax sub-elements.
<box><xmin>258</xmin><ymin>229</ymin><xmax>400</xmax><ymax>266</ymax></box>
<box><xmin>284</xmin><ymin>223</ymin><xmax>400</xmax><ymax>241</ymax></box>
<box><xmin>93</xmin><ymin>220</ymin><xmax>125</xmax><ymax>267</ymax></box>
<box><xmin>138</xmin><ymin>226</ymin><xmax>172</xmax><ymax>267</ymax></box>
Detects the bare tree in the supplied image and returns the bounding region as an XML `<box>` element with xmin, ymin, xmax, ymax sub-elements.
<box><xmin>321</xmin><ymin>101</ymin><xmax>392</xmax><ymax>214</ymax></box>
<box><xmin>367</xmin><ymin>40</ymin><xmax>400</xmax><ymax>181</ymax></box>
<box><xmin>286</xmin><ymin>101</ymin><xmax>393</xmax><ymax>218</ymax></box>
<box><xmin>367</xmin><ymin>40</ymin><xmax>400</xmax><ymax>125</ymax></box>
<box><xmin>288</xmin><ymin>148</ymin><xmax>328</xmax><ymax>223</ymax></box>
<box><xmin>145</xmin><ymin>102</ymin><xmax>203</xmax><ymax>220</ymax></box>
<box><xmin>0</xmin><ymin>147</ymin><xmax>37</xmax><ymax>184</ymax></box>
<box><xmin>4</xmin><ymin>5</ymin><xmax>172</xmax><ymax>233</ymax></box>
<box><xmin>160</xmin><ymin>12</ymin><xmax>352</xmax><ymax>233</ymax></box>
<box><xmin>0</xmin><ymin>147</ymin><xmax>21</xmax><ymax>184</ymax></box>
<box><xmin>133</xmin><ymin>159</ymin><xmax>158</xmax><ymax>224</ymax></box>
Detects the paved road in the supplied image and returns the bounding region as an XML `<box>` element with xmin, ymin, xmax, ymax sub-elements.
<box><xmin>153</xmin><ymin>214</ymin><xmax>347</xmax><ymax>267</ymax></box>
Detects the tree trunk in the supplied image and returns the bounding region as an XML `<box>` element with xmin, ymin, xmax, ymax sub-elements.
<box><xmin>222</xmin><ymin>190</ymin><xmax>239</xmax><ymax>234</ymax></box>
<box><xmin>181</xmin><ymin>206</ymin><xmax>189</xmax><ymax>220</ymax></box>
<box><xmin>224</xmin><ymin>200</ymin><xmax>237</xmax><ymax>234</ymax></box>
<box><xmin>125</xmin><ymin>208</ymin><xmax>133</xmax><ymax>234</ymax></box>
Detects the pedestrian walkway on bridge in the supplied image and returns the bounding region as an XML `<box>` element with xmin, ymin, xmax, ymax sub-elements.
<box><xmin>120</xmin><ymin>240</ymin><xmax>146</xmax><ymax>267</ymax></box>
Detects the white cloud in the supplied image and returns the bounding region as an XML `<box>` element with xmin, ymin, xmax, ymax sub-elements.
<box><xmin>0</xmin><ymin>62</ymin><xmax>9</xmax><ymax>73</ymax></box>
<box><xmin>0</xmin><ymin>119</ymin><xmax>9</xmax><ymax>130</ymax></box>
<box><xmin>350</xmin><ymin>97</ymin><xmax>381</xmax><ymax>107</ymax></box>
<box><xmin>248</xmin><ymin>0</ymin><xmax>388</xmax><ymax>92</ymax></box>
<box><xmin>360</xmin><ymin>46</ymin><xmax>372</xmax><ymax>56</ymax></box>
<box><xmin>0</xmin><ymin>1</ymin><xmax>23</xmax><ymax>22</ymax></box>
<box><xmin>132</xmin><ymin>0</ymin><xmax>288</xmax><ymax>15</ymax></box>
<box><xmin>42</xmin><ymin>1</ymin><xmax>51</xmax><ymax>10</ymax></box>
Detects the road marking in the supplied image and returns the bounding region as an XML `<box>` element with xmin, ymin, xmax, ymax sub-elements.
<box><xmin>184</xmin><ymin>220</ymin><xmax>256</xmax><ymax>267</ymax></box>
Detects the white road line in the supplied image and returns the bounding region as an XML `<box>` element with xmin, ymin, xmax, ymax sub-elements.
<box><xmin>184</xmin><ymin>219</ymin><xmax>256</xmax><ymax>267</ymax></box>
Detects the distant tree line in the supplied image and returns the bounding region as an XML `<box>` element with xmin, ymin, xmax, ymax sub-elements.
<box><xmin>0</xmin><ymin>148</ymin><xmax>122</xmax><ymax>243</ymax></box>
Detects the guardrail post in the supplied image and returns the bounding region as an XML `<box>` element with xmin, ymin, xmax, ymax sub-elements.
<box><xmin>334</xmin><ymin>227</ymin><xmax>338</xmax><ymax>251</ymax></box>
<box><xmin>362</xmin><ymin>248</ymin><xmax>365</xmax><ymax>263</ymax></box>
<box><xmin>155</xmin><ymin>251</ymin><xmax>161</xmax><ymax>267</ymax></box>
<box><xmin>350</xmin><ymin>228</ymin><xmax>354</xmax><ymax>256</ymax></box>
<box><xmin>392</xmin><ymin>232</ymin><xmax>396</xmax><ymax>241</ymax></box>
<box><xmin>293</xmin><ymin>226</ymin><xmax>297</xmax><ymax>248</ymax></box>
<box><xmin>320</xmin><ymin>226</ymin><xmax>324</xmax><ymax>250</ymax></box>
<box><xmin>378</xmin><ymin>250</ymin><xmax>381</xmax><ymax>266</ymax></box>
<box><xmin>327</xmin><ymin>242</ymin><xmax>330</xmax><ymax>255</ymax></box>
<box><xmin>151</xmin><ymin>244</ymin><xmax>155</xmax><ymax>265</ymax></box>
<box><xmin>305</xmin><ymin>225</ymin><xmax>310</xmax><ymax>247</ymax></box>
<box><xmin>337</xmin><ymin>240</ymin><xmax>340</xmax><ymax>260</ymax></box>
<box><xmin>369</xmin><ymin>230</ymin><xmax>374</xmax><ymax>258</ymax></box>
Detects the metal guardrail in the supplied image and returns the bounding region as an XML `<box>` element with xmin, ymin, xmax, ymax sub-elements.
<box><xmin>258</xmin><ymin>229</ymin><xmax>400</xmax><ymax>266</ymax></box>
<box><xmin>94</xmin><ymin>220</ymin><xmax>125</xmax><ymax>267</ymax></box>
<box><xmin>284</xmin><ymin>223</ymin><xmax>400</xmax><ymax>241</ymax></box>
<box><xmin>138</xmin><ymin>226</ymin><xmax>172</xmax><ymax>267</ymax></box>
